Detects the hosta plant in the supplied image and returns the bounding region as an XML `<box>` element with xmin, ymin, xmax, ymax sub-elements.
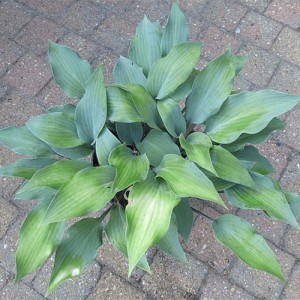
<box><xmin>1</xmin><ymin>1</ymin><xmax>300</xmax><ymax>294</ymax></box>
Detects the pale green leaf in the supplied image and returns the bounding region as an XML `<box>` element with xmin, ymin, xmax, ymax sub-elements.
<box><xmin>213</xmin><ymin>214</ymin><xmax>285</xmax><ymax>281</ymax></box>
<box><xmin>126</xmin><ymin>171</ymin><xmax>180</xmax><ymax>274</ymax></box>
<box><xmin>75</xmin><ymin>66</ymin><xmax>107</xmax><ymax>144</ymax></box>
<box><xmin>285</xmin><ymin>192</ymin><xmax>300</xmax><ymax>218</ymax></box>
<box><xmin>47</xmin><ymin>104</ymin><xmax>76</xmax><ymax>114</ymax></box>
<box><xmin>206</xmin><ymin>90</ymin><xmax>300</xmax><ymax>144</ymax></box>
<box><xmin>147</xmin><ymin>42</ymin><xmax>201</xmax><ymax>100</ymax></box>
<box><xmin>156</xmin><ymin>154</ymin><xmax>225</xmax><ymax>207</ymax></box>
<box><xmin>50</xmin><ymin>144</ymin><xmax>93</xmax><ymax>159</ymax></box>
<box><xmin>48</xmin><ymin>40</ymin><xmax>92</xmax><ymax>99</ymax></box>
<box><xmin>108</xmin><ymin>144</ymin><xmax>149</xmax><ymax>192</ymax></box>
<box><xmin>116</xmin><ymin>122</ymin><xmax>143</xmax><ymax>145</ymax></box>
<box><xmin>16</xmin><ymin>187</ymin><xmax>57</xmax><ymax>201</ymax></box>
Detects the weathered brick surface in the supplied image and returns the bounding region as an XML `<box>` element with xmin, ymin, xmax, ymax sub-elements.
<box><xmin>236</xmin><ymin>0</ymin><xmax>269</xmax><ymax>13</ymax></box>
<box><xmin>0</xmin><ymin>196</ymin><xmax>18</xmax><ymax>239</ymax></box>
<box><xmin>281</xmin><ymin>263</ymin><xmax>300</xmax><ymax>299</ymax></box>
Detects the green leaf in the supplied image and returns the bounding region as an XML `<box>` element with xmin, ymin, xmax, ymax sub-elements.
<box><xmin>157</xmin><ymin>214</ymin><xmax>187</xmax><ymax>262</ymax></box>
<box><xmin>157</xmin><ymin>98</ymin><xmax>186</xmax><ymax>137</ymax></box>
<box><xmin>128</xmin><ymin>16</ymin><xmax>162</xmax><ymax>76</ymax></box>
<box><xmin>173</xmin><ymin>198</ymin><xmax>194</xmax><ymax>243</ymax></box>
<box><xmin>113</xmin><ymin>56</ymin><xmax>147</xmax><ymax>87</ymax></box>
<box><xmin>126</xmin><ymin>172</ymin><xmax>180</xmax><ymax>274</ymax></box>
<box><xmin>15</xmin><ymin>197</ymin><xmax>65</xmax><ymax>282</ymax></box>
<box><xmin>147</xmin><ymin>42</ymin><xmax>201</xmax><ymax>100</ymax></box>
<box><xmin>48</xmin><ymin>40</ymin><xmax>92</xmax><ymax>99</ymax></box>
<box><xmin>106</xmin><ymin>85</ymin><xmax>143</xmax><ymax>123</ymax></box>
<box><xmin>47</xmin><ymin>218</ymin><xmax>103</xmax><ymax>294</ymax></box>
<box><xmin>223</xmin><ymin>118</ymin><xmax>286</xmax><ymax>152</ymax></box>
<box><xmin>213</xmin><ymin>214</ymin><xmax>285</xmax><ymax>281</ymax></box>
<box><xmin>0</xmin><ymin>126</ymin><xmax>55</xmax><ymax>157</ymax></box>
<box><xmin>42</xmin><ymin>166</ymin><xmax>115</xmax><ymax>224</ymax></box>
<box><xmin>156</xmin><ymin>154</ymin><xmax>225</xmax><ymax>207</ymax></box>
<box><xmin>116</xmin><ymin>122</ymin><xmax>143</xmax><ymax>145</ymax></box>
<box><xmin>47</xmin><ymin>104</ymin><xmax>76</xmax><ymax>114</ymax></box>
<box><xmin>179</xmin><ymin>133</ymin><xmax>217</xmax><ymax>175</ymax></box>
<box><xmin>0</xmin><ymin>158</ymin><xmax>56</xmax><ymax>179</ymax></box>
<box><xmin>210</xmin><ymin>146</ymin><xmax>255</xmax><ymax>187</ymax></box>
<box><xmin>26</xmin><ymin>112</ymin><xmax>84</xmax><ymax>148</ymax></box>
<box><xmin>285</xmin><ymin>192</ymin><xmax>300</xmax><ymax>218</ymax></box>
<box><xmin>75</xmin><ymin>66</ymin><xmax>107</xmax><ymax>144</ymax></box>
<box><xmin>206</xmin><ymin>90</ymin><xmax>300</xmax><ymax>144</ymax></box>
<box><xmin>136</xmin><ymin>129</ymin><xmax>180</xmax><ymax>166</ymax></box>
<box><xmin>225</xmin><ymin>173</ymin><xmax>298</xmax><ymax>227</ymax></box>
<box><xmin>108</xmin><ymin>144</ymin><xmax>149</xmax><ymax>192</ymax></box>
<box><xmin>105</xmin><ymin>204</ymin><xmax>150</xmax><ymax>272</ymax></box>
<box><xmin>17</xmin><ymin>160</ymin><xmax>90</xmax><ymax>194</ymax></box>
<box><xmin>186</xmin><ymin>49</ymin><xmax>236</xmax><ymax>124</ymax></box>
<box><xmin>161</xmin><ymin>1</ymin><xmax>188</xmax><ymax>56</ymax></box>
<box><xmin>233</xmin><ymin>146</ymin><xmax>274</xmax><ymax>175</ymax></box>
<box><xmin>16</xmin><ymin>187</ymin><xmax>57</xmax><ymax>201</ymax></box>
<box><xmin>51</xmin><ymin>144</ymin><xmax>93</xmax><ymax>159</ymax></box>
<box><xmin>95</xmin><ymin>127</ymin><xmax>121</xmax><ymax>165</ymax></box>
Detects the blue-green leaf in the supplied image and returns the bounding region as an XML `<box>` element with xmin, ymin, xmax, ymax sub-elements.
<box><xmin>116</xmin><ymin>122</ymin><xmax>143</xmax><ymax>145</ymax></box>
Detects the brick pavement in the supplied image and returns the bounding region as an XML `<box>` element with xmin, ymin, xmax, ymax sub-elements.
<box><xmin>0</xmin><ymin>0</ymin><xmax>300</xmax><ymax>299</ymax></box>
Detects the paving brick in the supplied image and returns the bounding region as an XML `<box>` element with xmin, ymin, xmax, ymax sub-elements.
<box><xmin>62</xmin><ymin>0</ymin><xmax>107</xmax><ymax>36</ymax></box>
<box><xmin>0</xmin><ymin>36</ymin><xmax>25</xmax><ymax>76</ymax></box>
<box><xmin>0</xmin><ymin>266</ymin><xmax>13</xmax><ymax>290</ymax></box>
<box><xmin>238</xmin><ymin>42</ymin><xmax>279</xmax><ymax>86</ymax></box>
<box><xmin>199</xmin><ymin>271</ymin><xmax>255</xmax><ymax>300</ymax></box>
<box><xmin>3</xmin><ymin>53</ymin><xmax>52</xmax><ymax>97</ymax></box>
<box><xmin>88</xmin><ymin>270</ymin><xmax>146</xmax><ymax>300</ymax></box>
<box><xmin>282</xmin><ymin>263</ymin><xmax>300</xmax><ymax>299</ymax></box>
<box><xmin>95</xmin><ymin>15</ymin><xmax>135</xmax><ymax>56</ymax></box>
<box><xmin>2</xmin><ymin>280</ymin><xmax>43</xmax><ymax>300</ymax></box>
<box><xmin>0</xmin><ymin>1</ymin><xmax>32</xmax><ymax>38</ymax></box>
<box><xmin>15</xmin><ymin>16</ymin><xmax>65</xmax><ymax>55</ymax></box>
<box><xmin>142</xmin><ymin>252</ymin><xmax>208</xmax><ymax>299</ymax></box>
<box><xmin>184</xmin><ymin>207</ymin><xmax>235</xmax><ymax>274</ymax></box>
<box><xmin>122</xmin><ymin>2</ymin><xmax>152</xmax><ymax>27</ymax></box>
<box><xmin>0</xmin><ymin>82</ymin><xmax>10</xmax><ymax>101</ymax></box>
<box><xmin>32</xmin><ymin>257</ymin><xmax>101</xmax><ymax>299</ymax></box>
<box><xmin>283</xmin><ymin>226</ymin><xmax>300</xmax><ymax>259</ymax></box>
<box><xmin>0</xmin><ymin>196</ymin><xmax>18</xmax><ymax>239</ymax></box>
<box><xmin>229</xmin><ymin>245</ymin><xmax>295</xmax><ymax>299</ymax></box>
<box><xmin>238</xmin><ymin>11</ymin><xmax>282</xmax><ymax>49</ymax></box>
<box><xmin>188</xmin><ymin>18</ymin><xmax>205</xmax><ymax>41</ymax></box>
<box><xmin>199</xmin><ymin>26</ymin><xmax>241</xmax><ymax>60</ymax></box>
<box><xmin>265</xmin><ymin>0</ymin><xmax>300</xmax><ymax>30</ymax></box>
<box><xmin>90</xmin><ymin>0</ymin><xmax>134</xmax><ymax>14</ymax></box>
<box><xmin>272</xmin><ymin>27</ymin><xmax>300</xmax><ymax>66</ymax></box>
<box><xmin>236</xmin><ymin>0</ymin><xmax>269</xmax><ymax>13</ymax></box>
<box><xmin>257</xmin><ymin>138</ymin><xmax>292</xmax><ymax>180</ymax></box>
<box><xmin>179</xmin><ymin>0</ymin><xmax>209</xmax><ymax>17</ymax></box>
<box><xmin>202</xmin><ymin>0</ymin><xmax>247</xmax><ymax>32</ymax></box>
<box><xmin>268</xmin><ymin>61</ymin><xmax>300</xmax><ymax>94</ymax></box>
<box><xmin>237</xmin><ymin>209</ymin><xmax>287</xmax><ymax>245</ymax></box>
<box><xmin>233</xmin><ymin>75</ymin><xmax>252</xmax><ymax>91</ymax></box>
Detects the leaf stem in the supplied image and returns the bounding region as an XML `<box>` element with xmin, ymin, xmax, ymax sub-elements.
<box><xmin>99</xmin><ymin>203</ymin><xmax>114</xmax><ymax>221</ymax></box>
<box><xmin>184</xmin><ymin>123</ymin><xmax>195</xmax><ymax>138</ymax></box>
<box><xmin>191</xmin><ymin>207</ymin><xmax>215</xmax><ymax>222</ymax></box>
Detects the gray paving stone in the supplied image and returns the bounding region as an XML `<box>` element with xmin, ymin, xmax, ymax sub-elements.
<box><xmin>236</xmin><ymin>0</ymin><xmax>270</xmax><ymax>13</ymax></box>
<box><xmin>142</xmin><ymin>252</ymin><xmax>208</xmax><ymax>299</ymax></box>
<box><xmin>281</xmin><ymin>262</ymin><xmax>300</xmax><ymax>299</ymax></box>
<box><xmin>0</xmin><ymin>196</ymin><xmax>18</xmax><ymax>239</ymax></box>
<box><xmin>2</xmin><ymin>280</ymin><xmax>43</xmax><ymax>300</ymax></box>
<box><xmin>90</xmin><ymin>0</ymin><xmax>134</xmax><ymax>14</ymax></box>
<box><xmin>283</xmin><ymin>226</ymin><xmax>300</xmax><ymax>259</ymax></box>
<box><xmin>0</xmin><ymin>266</ymin><xmax>12</xmax><ymax>290</ymax></box>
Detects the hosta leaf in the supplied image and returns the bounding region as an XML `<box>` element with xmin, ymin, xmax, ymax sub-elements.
<box><xmin>173</xmin><ymin>198</ymin><xmax>193</xmax><ymax>242</ymax></box>
<box><xmin>107</xmin><ymin>85</ymin><xmax>143</xmax><ymax>123</ymax></box>
<box><xmin>126</xmin><ymin>172</ymin><xmax>180</xmax><ymax>274</ymax></box>
<box><xmin>161</xmin><ymin>1</ymin><xmax>188</xmax><ymax>56</ymax></box>
<box><xmin>47</xmin><ymin>218</ymin><xmax>103</xmax><ymax>294</ymax></box>
<box><xmin>15</xmin><ymin>197</ymin><xmax>65</xmax><ymax>282</ymax></box>
<box><xmin>206</xmin><ymin>90</ymin><xmax>300</xmax><ymax>144</ymax></box>
<box><xmin>51</xmin><ymin>144</ymin><xmax>93</xmax><ymax>159</ymax></box>
<box><xmin>113</xmin><ymin>56</ymin><xmax>147</xmax><ymax>87</ymax></box>
<box><xmin>147</xmin><ymin>42</ymin><xmax>201</xmax><ymax>100</ymax></box>
<box><xmin>16</xmin><ymin>187</ymin><xmax>56</xmax><ymax>201</ymax></box>
<box><xmin>42</xmin><ymin>166</ymin><xmax>115</xmax><ymax>224</ymax></box>
<box><xmin>17</xmin><ymin>160</ymin><xmax>90</xmax><ymax>194</ymax></box>
<box><xmin>157</xmin><ymin>214</ymin><xmax>187</xmax><ymax>262</ymax></box>
<box><xmin>27</xmin><ymin>112</ymin><xmax>84</xmax><ymax>148</ymax></box>
<box><xmin>157</xmin><ymin>98</ymin><xmax>186</xmax><ymax>137</ymax></box>
<box><xmin>223</xmin><ymin>118</ymin><xmax>286</xmax><ymax>152</ymax></box>
<box><xmin>48</xmin><ymin>40</ymin><xmax>92</xmax><ymax>99</ymax></box>
<box><xmin>156</xmin><ymin>154</ymin><xmax>225</xmax><ymax>207</ymax></box>
<box><xmin>47</xmin><ymin>104</ymin><xmax>76</xmax><ymax>114</ymax></box>
<box><xmin>179</xmin><ymin>133</ymin><xmax>217</xmax><ymax>175</ymax></box>
<box><xmin>105</xmin><ymin>204</ymin><xmax>150</xmax><ymax>272</ymax></box>
<box><xmin>0</xmin><ymin>126</ymin><xmax>55</xmax><ymax>157</ymax></box>
<box><xmin>210</xmin><ymin>146</ymin><xmax>254</xmax><ymax>187</ymax></box>
<box><xmin>225</xmin><ymin>173</ymin><xmax>298</xmax><ymax>228</ymax></box>
<box><xmin>285</xmin><ymin>192</ymin><xmax>300</xmax><ymax>218</ymax></box>
<box><xmin>128</xmin><ymin>16</ymin><xmax>162</xmax><ymax>76</ymax></box>
<box><xmin>75</xmin><ymin>66</ymin><xmax>107</xmax><ymax>144</ymax></box>
<box><xmin>108</xmin><ymin>144</ymin><xmax>149</xmax><ymax>192</ymax></box>
<box><xmin>213</xmin><ymin>214</ymin><xmax>285</xmax><ymax>281</ymax></box>
<box><xmin>136</xmin><ymin>129</ymin><xmax>180</xmax><ymax>166</ymax></box>
<box><xmin>186</xmin><ymin>49</ymin><xmax>236</xmax><ymax>125</ymax></box>
<box><xmin>0</xmin><ymin>158</ymin><xmax>56</xmax><ymax>179</ymax></box>
<box><xmin>116</xmin><ymin>122</ymin><xmax>143</xmax><ymax>145</ymax></box>
<box><xmin>233</xmin><ymin>146</ymin><xmax>274</xmax><ymax>175</ymax></box>
<box><xmin>95</xmin><ymin>127</ymin><xmax>121</xmax><ymax>165</ymax></box>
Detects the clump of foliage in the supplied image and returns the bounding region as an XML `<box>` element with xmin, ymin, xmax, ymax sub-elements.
<box><xmin>1</xmin><ymin>1</ymin><xmax>300</xmax><ymax>294</ymax></box>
